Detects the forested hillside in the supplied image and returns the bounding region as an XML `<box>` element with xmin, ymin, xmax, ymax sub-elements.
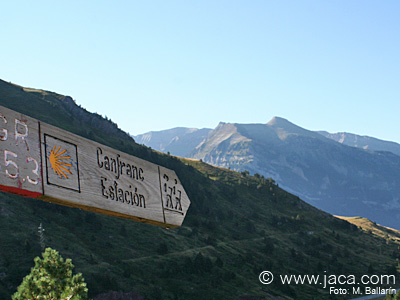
<box><xmin>0</xmin><ymin>79</ymin><xmax>398</xmax><ymax>300</ymax></box>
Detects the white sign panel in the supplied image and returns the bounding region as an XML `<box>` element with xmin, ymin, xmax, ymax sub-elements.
<box><xmin>0</xmin><ymin>105</ymin><xmax>190</xmax><ymax>228</ymax></box>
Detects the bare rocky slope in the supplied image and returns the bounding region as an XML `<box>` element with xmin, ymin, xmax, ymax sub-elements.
<box><xmin>137</xmin><ymin>117</ymin><xmax>400</xmax><ymax>229</ymax></box>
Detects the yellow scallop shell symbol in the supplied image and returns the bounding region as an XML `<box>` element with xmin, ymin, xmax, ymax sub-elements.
<box><xmin>49</xmin><ymin>145</ymin><xmax>73</xmax><ymax>179</ymax></box>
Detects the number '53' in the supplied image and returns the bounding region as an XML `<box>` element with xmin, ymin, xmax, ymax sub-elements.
<box><xmin>0</xmin><ymin>113</ymin><xmax>40</xmax><ymax>185</ymax></box>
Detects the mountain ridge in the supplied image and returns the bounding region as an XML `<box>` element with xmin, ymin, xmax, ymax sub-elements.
<box><xmin>136</xmin><ymin>119</ymin><xmax>400</xmax><ymax>230</ymax></box>
<box><xmin>135</xmin><ymin>127</ymin><xmax>211</xmax><ymax>157</ymax></box>
<box><xmin>1</xmin><ymin>79</ymin><xmax>399</xmax><ymax>299</ymax></box>
<box><xmin>319</xmin><ymin>131</ymin><xmax>400</xmax><ymax>157</ymax></box>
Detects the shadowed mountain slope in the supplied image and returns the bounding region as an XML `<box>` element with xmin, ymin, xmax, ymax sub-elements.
<box><xmin>0</xmin><ymin>79</ymin><xmax>399</xmax><ymax>300</ymax></box>
<box><xmin>189</xmin><ymin>120</ymin><xmax>400</xmax><ymax>229</ymax></box>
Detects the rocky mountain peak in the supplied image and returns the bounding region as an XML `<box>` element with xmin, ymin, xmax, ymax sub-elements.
<box><xmin>267</xmin><ymin>116</ymin><xmax>292</xmax><ymax>127</ymax></box>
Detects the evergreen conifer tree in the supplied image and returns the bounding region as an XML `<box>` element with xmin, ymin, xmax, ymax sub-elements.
<box><xmin>395</xmin><ymin>290</ymin><xmax>400</xmax><ymax>300</ymax></box>
<box><xmin>12</xmin><ymin>248</ymin><xmax>88</xmax><ymax>300</ymax></box>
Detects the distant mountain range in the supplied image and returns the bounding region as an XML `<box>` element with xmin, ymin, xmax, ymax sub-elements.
<box><xmin>318</xmin><ymin>131</ymin><xmax>400</xmax><ymax>157</ymax></box>
<box><xmin>2</xmin><ymin>79</ymin><xmax>400</xmax><ymax>299</ymax></box>
<box><xmin>134</xmin><ymin>117</ymin><xmax>400</xmax><ymax>229</ymax></box>
<box><xmin>135</xmin><ymin>127</ymin><xmax>211</xmax><ymax>157</ymax></box>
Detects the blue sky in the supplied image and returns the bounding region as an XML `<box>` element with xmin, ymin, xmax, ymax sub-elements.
<box><xmin>1</xmin><ymin>1</ymin><xmax>399</xmax><ymax>142</ymax></box>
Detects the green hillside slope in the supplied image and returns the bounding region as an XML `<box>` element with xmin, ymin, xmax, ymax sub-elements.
<box><xmin>0</xmin><ymin>79</ymin><xmax>398</xmax><ymax>300</ymax></box>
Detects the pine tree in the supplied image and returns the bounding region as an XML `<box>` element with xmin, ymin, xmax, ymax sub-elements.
<box><xmin>385</xmin><ymin>291</ymin><xmax>400</xmax><ymax>300</ymax></box>
<box><xmin>395</xmin><ymin>290</ymin><xmax>400</xmax><ymax>300</ymax></box>
<box><xmin>385</xmin><ymin>293</ymin><xmax>394</xmax><ymax>300</ymax></box>
<box><xmin>12</xmin><ymin>247</ymin><xmax>88</xmax><ymax>300</ymax></box>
